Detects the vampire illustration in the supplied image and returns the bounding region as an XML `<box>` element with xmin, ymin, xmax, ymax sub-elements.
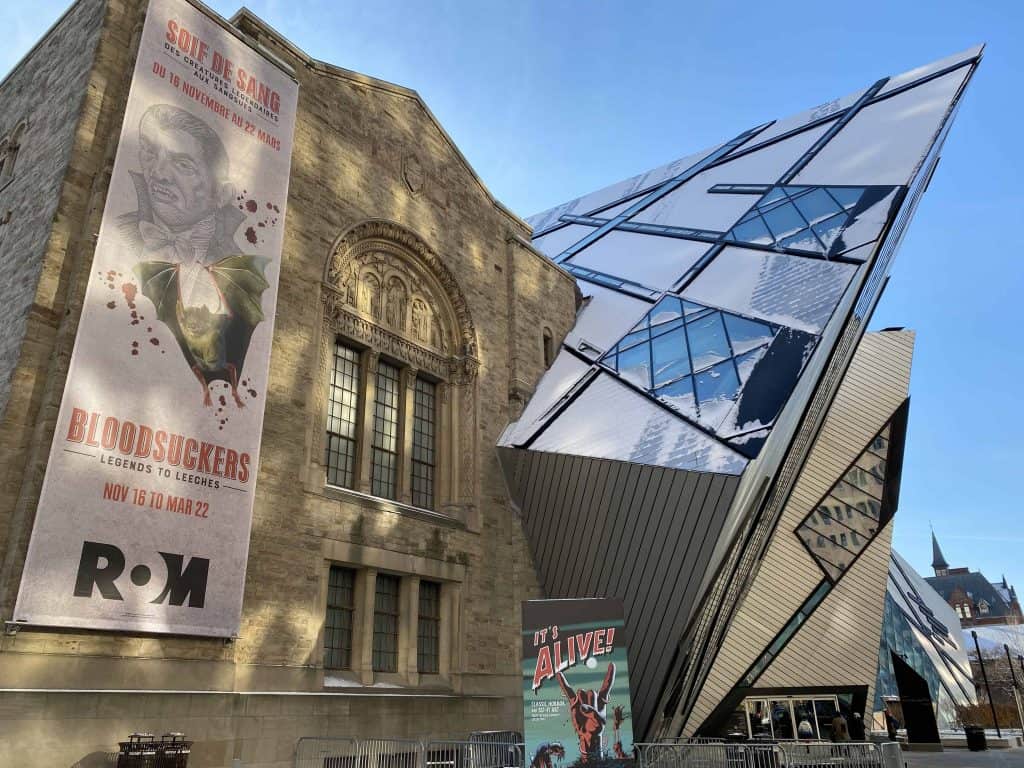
<box><xmin>121</xmin><ymin>103</ymin><xmax>270</xmax><ymax>407</ymax></box>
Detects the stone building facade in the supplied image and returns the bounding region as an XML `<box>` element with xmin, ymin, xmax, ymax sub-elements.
<box><xmin>0</xmin><ymin>1</ymin><xmax>578</xmax><ymax>765</ymax></box>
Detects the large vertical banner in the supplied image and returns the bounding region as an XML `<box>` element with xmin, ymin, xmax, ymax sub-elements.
<box><xmin>13</xmin><ymin>0</ymin><xmax>298</xmax><ymax>637</ymax></box>
<box><xmin>523</xmin><ymin>599</ymin><xmax>635</xmax><ymax>766</ymax></box>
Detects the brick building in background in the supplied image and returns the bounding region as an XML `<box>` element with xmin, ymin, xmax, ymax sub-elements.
<box><xmin>0</xmin><ymin>0</ymin><xmax>577</xmax><ymax>763</ymax></box>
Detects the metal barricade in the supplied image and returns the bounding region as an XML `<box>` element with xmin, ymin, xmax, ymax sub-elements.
<box><xmin>295</xmin><ymin>737</ymin><xmax>359</xmax><ymax>768</ymax></box>
<box><xmin>637</xmin><ymin>741</ymin><xmax>733</xmax><ymax>768</ymax></box>
<box><xmin>359</xmin><ymin>739</ymin><xmax>425</xmax><ymax>768</ymax></box>
<box><xmin>427</xmin><ymin>740</ymin><xmax>524</xmax><ymax>768</ymax></box>
<box><xmin>778</xmin><ymin>741</ymin><xmax>883</xmax><ymax>768</ymax></box>
<box><xmin>467</xmin><ymin>733</ymin><xmax>525</xmax><ymax>768</ymax></box>
<box><xmin>878</xmin><ymin>742</ymin><xmax>902</xmax><ymax>768</ymax></box>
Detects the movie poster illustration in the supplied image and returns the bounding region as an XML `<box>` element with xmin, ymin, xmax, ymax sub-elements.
<box><xmin>13</xmin><ymin>0</ymin><xmax>298</xmax><ymax>636</ymax></box>
<box><xmin>522</xmin><ymin>599</ymin><xmax>635</xmax><ymax>767</ymax></box>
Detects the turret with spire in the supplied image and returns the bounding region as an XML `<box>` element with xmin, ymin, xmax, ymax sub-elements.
<box><xmin>931</xmin><ymin>529</ymin><xmax>950</xmax><ymax>577</ymax></box>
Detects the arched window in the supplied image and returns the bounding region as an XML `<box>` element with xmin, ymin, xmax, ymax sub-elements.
<box><xmin>312</xmin><ymin>220</ymin><xmax>479</xmax><ymax>523</ymax></box>
<box><xmin>0</xmin><ymin>121</ymin><xmax>27</xmax><ymax>186</ymax></box>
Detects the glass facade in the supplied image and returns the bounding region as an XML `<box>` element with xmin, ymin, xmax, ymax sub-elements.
<box><xmin>600</xmin><ymin>295</ymin><xmax>777</xmax><ymax>430</ymax></box>
<box><xmin>796</xmin><ymin>423</ymin><xmax>894</xmax><ymax>582</ymax></box>
<box><xmin>874</xmin><ymin>551</ymin><xmax>977</xmax><ymax>730</ymax></box>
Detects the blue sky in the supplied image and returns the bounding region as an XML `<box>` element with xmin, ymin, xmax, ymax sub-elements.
<box><xmin>4</xmin><ymin>1</ymin><xmax>1023</xmax><ymax>589</ymax></box>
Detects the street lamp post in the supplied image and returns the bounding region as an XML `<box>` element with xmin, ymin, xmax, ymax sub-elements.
<box><xmin>973</xmin><ymin>630</ymin><xmax>1001</xmax><ymax>738</ymax></box>
<box><xmin>1005</xmin><ymin>644</ymin><xmax>1024</xmax><ymax>734</ymax></box>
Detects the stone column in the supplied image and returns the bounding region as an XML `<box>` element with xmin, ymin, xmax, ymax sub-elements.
<box><xmin>354</xmin><ymin>567</ymin><xmax>377</xmax><ymax>685</ymax></box>
<box><xmin>401</xmin><ymin>575</ymin><xmax>421</xmax><ymax>685</ymax></box>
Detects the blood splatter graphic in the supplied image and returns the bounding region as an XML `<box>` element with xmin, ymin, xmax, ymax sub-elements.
<box><xmin>106</xmin><ymin>301</ymin><xmax>116</xmax><ymax>310</ymax></box>
<box><xmin>245</xmin><ymin>227</ymin><xmax>258</xmax><ymax>244</ymax></box>
<box><xmin>219</xmin><ymin>395</ymin><xmax>226</xmax><ymax>407</ymax></box>
<box><xmin>245</xmin><ymin>199</ymin><xmax>258</xmax><ymax>213</ymax></box>
<box><xmin>149</xmin><ymin>338</ymin><xmax>160</xmax><ymax>346</ymax></box>
<box><xmin>122</xmin><ymin>282</ymin><xmax>137</xmax><ymax>308</ymax></box>
<box><xmin>247</xmin><ymin>388</ymin><xmax>257</xmax><ymax>398</ymax></box>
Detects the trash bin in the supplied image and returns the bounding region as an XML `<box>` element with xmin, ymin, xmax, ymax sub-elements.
<box><xmin>117</xmin><ymin>732</ymin><xmax>192</xmax><ymax>767</ymax></box>
<box><xmin>117</xmin><ymin>734</ymin><xmax>158</xmax><ymax>768</ymax></box>
<box><xmin>965</xmin><ymin>725</ymin><xmax>987</xmax><ymax>752</ymax></box>
<box><xmin>156</xmin><ymin>733</ymin><xmax>192</xmax><ymax>768</ymax></box>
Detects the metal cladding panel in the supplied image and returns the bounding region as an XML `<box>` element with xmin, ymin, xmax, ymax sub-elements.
<box><xmin>680</xmin><ymin>330</ymin><xmax>913</xmax><ymax>735</ymax></box>
<box><xmin>498</xmin><ymin>446</ymin><xmax>739</xmax><ymax>737</ymax></box>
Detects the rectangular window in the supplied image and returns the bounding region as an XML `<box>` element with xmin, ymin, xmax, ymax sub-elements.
<box><xmin>411</xmin><ymin>377</ymin><xmax>437</xmax><ymax>509</ymax></box>
<box><xmin>418</xmin><ymin>580</ymin><xmax>441</xmax><ymax>674</ymax></box>
<box><xmin>324</xmin><ymin>566</ymin><xmax>356</xmax><ymax>669</ymax></box>
<box><xmin>371</xmin><ymin>361</ymin><xmax>401</xmax><ymax>499</ymax></box>
<box><xmin>373</xmin><ymin>573</ymin><xmax>401</xmax><ymax>672</ymax></box>
<box><xmin>326</xmin><ymin>343</ymin><xmax>362</xmax><ymax>489</ymax></box>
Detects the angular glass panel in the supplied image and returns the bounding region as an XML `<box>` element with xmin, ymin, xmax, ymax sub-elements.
<box><xmin>800</xmin><ymin>512</ymin><xmax>865</xmax><ymax>558</ymax></box>
<box><xmin>650</xmin><ymin>295</ymin><xmax>684</xmax><ymax>325</ymax></box>
<box><xmin>778</xmin><ymin>230</ymin><xmax>824</xmax><ymax>252</ymax></box>
<box><xmin>618</xmin><ymin>328</ymin><xmax>650</xmax><ymax>351</ymax></box>
<box><xmin>682</xmin><ymin>300</ymin><xmax>711</xmax><ymax>317</ymax></box>
<box><xmin>687</xmin><ymin>313</ymin><xmax>730</xmax><ymax>371</ymax></box>
<box><xmin>761</xmin><ymin>186</ymin><xmax>788</xmax><ymax>205</ymax></box>
<box><xmin>728</xmin><ymin>217</ymin><xmax>773</xmax><ymax>245</ymax></box>
<box><xmin>616</xmin><ymin>343</ymin><xmax>651</xmax><ymax>389</ymax></box>
<box><xmin>651</xmin><ymin>327</ymin><xmax>690</xmax><ymax>387</ymax></box>
<box><xmin>793</xmin><ymin>68</ymin><xmax>969</xmax><ymax>186</ymax></box>
<box><xmin>827</xmin><ymin>187</ymin><xmax>865</xmax><ymax>210</ymax></box>
<box><xmin>761</xmin><ymin>202</ymin><xmax>807</xmax><ymax>240</ymax></box>
<box><xmin>724</xmin><ymin>215</ymin><xmax>770</xmax><ymax>244</ymax></box>
<box><xmin>683</xmin><ymin>246</ymin><xmax>856</xmax><ymax>335</ymax></box>
<box><xmin>832</xmin><ymin>481</ymin><xmax>882</xmax><ymax>520</ymax></box>
<box><xmin>724</xmin><ymin>313</ymin><xmax>776</xmax><ymax>355</ymax></box>
<box><xmin>870</xmin><ymin>427</ymin><xmax>891</xmax><ymax>459</ymax></box>
<box><xmin>734</xmin><ymin>347</ymin><xmax>767</xmax><ymax>383</ymax></box>
<box><xmin>812</xmin><ymin>212</ymin><xmax>849</xmax><ymax>251</ymax></box>
<box><xmin>528</xmin><ymin>372</ymin><xmax>748</xmax><ymax>474</ymax></box>
<box><xmin>654</xmin><ymin>376</ymin><xmax>697</xmax><ymax>419</ymax></box>
<box><xmin>695</xmin><ymin>358</ymin><xmax>741</xmax><ymax>404</ymax></box>
<box><xmin>532</xmin><ymin>224</ymin><xmax>594</xmax><ymax>259</ymax></box>
<box><xmin>569</xmin><ymin>230</ymin><xmax>707</xmax><ymax>290</ymax></box>
<box><xmin>795</xmin><ymin>406</ymin><xmax>902</xmax><ymax>583</ymax></box>
<box><xmin>852</xmin><ymin>454</ymin><xmax>887</xmax><ymax>498</ymax></box>
<box><xmin>793</xmin><ymin>188</ymin><xmax>843</xmax><ymax>225</ymax></box>
<box><xmin>650</xmin><ymin>317</ymin><xmax>685</xmax><ymax>338</ymax></box>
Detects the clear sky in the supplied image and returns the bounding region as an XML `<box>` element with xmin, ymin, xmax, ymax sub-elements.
<box><xmin>4</xmin><ymin>1</ymin><xmax>1023</xmax><ymax>590</ymax></box>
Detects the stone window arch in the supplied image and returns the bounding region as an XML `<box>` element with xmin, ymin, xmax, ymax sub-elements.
<box><xmin>309</xmin><ymin>219</ymin><xmax>480</xmax><ymax>527</ymax></box>
<box><xmin>0</xmin><ymin>120</ymin><xmax>27</xmax><ymax>185</ymax></box>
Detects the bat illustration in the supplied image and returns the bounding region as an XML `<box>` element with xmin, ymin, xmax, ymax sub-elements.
<box><xmin>133</xmin><ymin>254</ymin><xmax>270</xmax><ymax>407</ymax></box>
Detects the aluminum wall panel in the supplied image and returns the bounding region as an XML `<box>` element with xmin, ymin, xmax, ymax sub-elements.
<box><xmin>498</xmin><ymin>447</ymin><xmax>740</xmax><ymax>737</ymax></box>
<box><xmin>681</xmin><ymin>330</ymin><xmax>913</xmax><ymax>734</ymax></box>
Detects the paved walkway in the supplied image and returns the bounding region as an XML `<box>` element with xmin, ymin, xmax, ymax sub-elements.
<box><xmin>902</xmin><ymin>748</ymin><xmax>1024</xmax><ymax>767</ymax></box>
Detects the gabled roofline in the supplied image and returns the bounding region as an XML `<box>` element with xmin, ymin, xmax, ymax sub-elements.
<box><xmin>228</xmin><ymin>6</ymin><xmax>532</xmax><ymax>237</ymax></box>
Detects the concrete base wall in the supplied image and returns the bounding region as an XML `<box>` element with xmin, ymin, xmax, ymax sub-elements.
<box><xmin>0</xmin><ymin>690</ymin><xmax>520</xmax><ymax>768</ymax></box>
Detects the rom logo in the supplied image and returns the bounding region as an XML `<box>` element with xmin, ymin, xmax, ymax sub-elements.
<box><xmin>73</xmin><ymin>541</ymin><xmax>209</xmax><ymax>608</ymax></box>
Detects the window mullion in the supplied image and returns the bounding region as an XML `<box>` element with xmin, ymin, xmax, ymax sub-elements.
<box><xmin>356</xmin><ymin>350</ymin><xmax>378</xmax><ymax>493</ymax></box>
<box><xmin>397</xmin><ymin>367</ymin><xmax>417</xmax><ymax>504</ymax></box>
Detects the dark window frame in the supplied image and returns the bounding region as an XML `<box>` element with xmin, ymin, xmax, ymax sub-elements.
<box><xmin>324</xmin><ymin>565</ymin><xmax>356</xmax><ymax>670</ymax></box>
<box><xmin>417</xmin><ymin>580</ymin><xmax>441</xmax><ymax>674</ymax></box>
<box><xmin>372</xmin><ymin>573</ymin><xmax>401</xmax><ymax>673</ymax></box>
